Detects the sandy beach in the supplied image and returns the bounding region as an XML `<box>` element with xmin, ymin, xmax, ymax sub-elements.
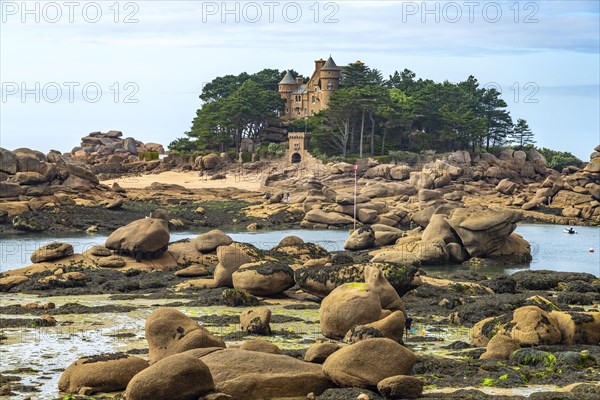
<box><xmin>100</xmin><ymin>171</ymin><xmax>263</xmax><ymax>191</ymax></box>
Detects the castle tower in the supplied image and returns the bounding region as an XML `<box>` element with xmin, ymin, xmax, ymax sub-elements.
<box><xmin>278</xmin><ymin>70</ymin><xmax>296</xmax><ymax>120</ymax></box>
<box><xmin>319</xmin><ymin>56</ymin><xmax>341</xmax><ymax>108</ymax></box>
<box><xmin>287</xmin><ymin>131</ymin><xmax>310</xmax><ymax>163</ymax></box>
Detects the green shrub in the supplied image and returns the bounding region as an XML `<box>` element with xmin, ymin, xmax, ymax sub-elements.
<box><xmin>388</xmin><ymin>150</ymin><xmax>420</xmax><ymax>165</ymax></box>
<box><xmin>240</xmin><ymin>151</ymin><xmax>252</xmax><ymax>163</ymax></box>
<box><xmin>225</xmin><ymin>148</ymin><xmax>238</xmax><ymax>161</ymax></box>
<box><xmin>167</xmin><ymin>138</ymin><xmax>197</xmax><ymax>154</ymax></box>
<box><xmin>537</xmin><ymin>147</ymin><xmax>582</xmax><ymax>171</ymax></box>
<box><xmin>373</xmin><ymin>155</ymin><xmax>392</xmax><ymax>164</ymax></box>
<box><xmin>138</xmin><ymin>150</ymin><xmax>159</xmax><ymax>161</ymax></box>
<box><xmin>267</xmin><ymin>142</ymin><xmax>286</xmax><ymax>156</ymax></box>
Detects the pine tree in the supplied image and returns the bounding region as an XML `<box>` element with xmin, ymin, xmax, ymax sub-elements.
<box><xmin>510</xmin><ymin>118</ymin><xmax>535</xmax><ymax>148</ymax></box>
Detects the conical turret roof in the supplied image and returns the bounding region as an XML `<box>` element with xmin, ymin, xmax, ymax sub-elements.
<box><xmin>321</xmin><ymin>56</ymin><xmax>339</xmax><ymax>71</ymax></box>
<box><xmin>279</xmin><ymin>70</ymin><xmax>296</xmax><ymax>85</ymax></box>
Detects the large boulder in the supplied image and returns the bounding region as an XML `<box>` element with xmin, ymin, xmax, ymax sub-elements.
<box><xmin>240</xmin><ymin>307</ymin><xmax>271</xmax><ymax>335</ymax></box>
<box><xmin>377</xmin><ymin>375</ymin><xmax>424</xmax><ymax>400</ymax></box>
<box><xmin>201</xmin><ymin>153</ymin><xmax>221</xmax><ymax>170</ymax></box>
<box><xmin>214</xmin><ymin>245</ymin><xmax>252</xmax><ymax>287</ymax></box>
<box><xmin>372</xmin><ymin>224</ymin><xmax>404</xmax><ymax>246</ymax></box>
<box><xmin>239</xmin><ymin>338</ymin><xmax>281</xmax><ymax>354</ymax></box>
<box><xmin>59</xmin><ymin>353</ymin><xmax>148</xmax><ymax>394</ymax></box>
<box><xmin>30</xmin><ymin>242</ymin><xmax>74</xmax><ymax>263</ymax></box>
<box><xmin>421</xmin><ymin>214</ymin><xmax>458</xmax><ymax>244</ymax></box>
<box><xmin>479</xmin><ymin>333</ymin><xmax>520</xmax><ymax>360</ymax></box>
<box><xmin>0</xmin><ymin>182</ymin><xmax>22</xmax><ymax>198</ymax></box>
<box><xmin>389</xmin><ymin>165</ymin><xmax>413</xmax><ymax>181</ymax></box>
<box><xmin>145</xmin><ymin>308</ymin><xmax>225</xmax><ymax>363</ymax></box>
<box><xmin>322</xmin><ymin>338</ymin><xmax>416</xmax><ymax>388</ymax></box>
<box><xmin>344</xmin><ymin>227</ymin><xmax>376</xmax><ymax>251</ymax></box>
<box><xmin>304</xmin><ymin>342</ymin><xmax>340</xmax><ymax>363</ymax></box>
<box><xmin>370</xmin><ymin>251</ymin><xmax>421</xmax><ymax>267</ymax></box>
<box><xmin>319</xmin><ymin>283</ymin><xmax>382</xmax><ymax>339</ymax></box>
<box><xmin>13</xmin><ymin>171</ymin><xmax>46</xmax><ymax>184</ymax></box>
<box><xmin>195</xmin><ymin>230</ymin><xmax>233</xmax><ymax>253</ymax></box>
<box><xmin>65</xmin><ymin>160</ymin><xmax>99</xmax><ymax>184</ymax></box>
<box><xmin>295</xmin><ymin>263</ymin><xmax>421</xmax><ymax>298</ymax></box>
<box><xmin>232</xmin><ymin>261</ymin><xmax>294</xmax><ymax>296</ymax></box>
<box><xmin>0</xmin><ymin>148</ymin><xmax>17</xmax><ymax>174</ymax></box>
<box><xmin>551</xmin><ymin>311</ymin><xmax>600</xmax><ymax>345</ymax></box>
<box><xmin>123</xmin><ymin>137</ymin><xmax>138</xmax><ymax>154</ymax></box>
<box><xmin>125</xmin><ymin>352</ymin><xmax>214</xmax><ymax>400</ymax></box>
<box><xmin>305</xmin><ymin>209</ymin><xmax>354</xmax><ymax>226</ymax></box>
<box><xmin>487</xmin><ymin>232</ymin><xmax>532</xmax><ymax>263</ymax></box>
<box><xmin>278</xmin><ymin>235</ymin><xmax>305</xmax><ymax>246</ymax></box>
<box><xmin>105</xmin><ymin>218</ymin><xmax>170</xmax><ymax>259</ymax></box>
<box><xmin>198</xmin><ymin>348</ymin><xmax>333</xmax><ymax>399</ymax></box>
<box><xmin>528</xmin><ymin>149</ymin><xmax>547</xmax><ymax>173</ymax></box>
<box><xmin>364</xmin><ymin>266</ymin><xmax>405</xmax><ymax>312</ymax></box>
<box><xmin>448</xmin><ymin>208</ymin><xmax>520</xmax><ymax>257</ymax></box>
<box><xmin>357</xmin><ymin>208</ymin><xmax>379</xmax><ymax>224</ymax></box>
<box><xmin>503</xmin><ymin>306</ymin><xmax>562</xmax><ymax>345</ymax></box>
<box><xmin>410</xmin><ymin>239</ymin><xmax>450</xmax><ymax>265</ymax></box>
<box><xmin>345</xmin><ymin>310</ymin><xmax>406</xmax><ymax>343</ymax></box>
<box><xmin>495</xmin><ymin>179</ymin><xmax>518</xmax><ymax>195</ymax></box>
<box><xmin>418</xmin><ymin>188</ymin><xmax>442</xmax><ymax>201</ymax></box>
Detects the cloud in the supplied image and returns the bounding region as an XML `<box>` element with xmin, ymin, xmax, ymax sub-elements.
<box><xmin>3</xmin><ymin>1</ymin><xmax>598</xmax><ymax>55</ymax></box>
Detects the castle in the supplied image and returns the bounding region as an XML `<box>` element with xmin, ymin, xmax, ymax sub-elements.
<box><xmin>278</xmin><ymin>56</ymin><xmax>342</xmax><ymax>121</ymax></box>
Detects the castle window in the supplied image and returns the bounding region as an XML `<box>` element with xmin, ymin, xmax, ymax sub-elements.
<box><xmin>295</xmin><ymin>107</ymin><xmax>300</xmax><ymax>115</ymax></box>
<box><xmin>311</xmin><ymin>95</ymin><xmax>315</xmax><ymax>104</ymax></box>
<box><xmin>327</xmin><ymin>80</ymin><xmax>333</xmax><ymax>90</ymax></box>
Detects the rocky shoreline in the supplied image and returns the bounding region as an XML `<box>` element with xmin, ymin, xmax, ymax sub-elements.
<box><xmin>1</xmin><ymin>217</ymin><xmax>599</xmax><ymax>399</ymax></box>
<box><xmin>1</xmin><ymin>141</ymin><xmax>599</xmax><ymax>399</ymax></box>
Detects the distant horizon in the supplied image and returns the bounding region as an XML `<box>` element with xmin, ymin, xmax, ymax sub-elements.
<box><xmin>1</xmin><ymin>1</ymin><xmax>598</xmax><ymax>159</ymax></box>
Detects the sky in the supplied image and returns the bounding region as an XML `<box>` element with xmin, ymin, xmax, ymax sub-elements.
<box><xmin>1</xmin><ymin>0</ymin><xmax>599</xmax><ymax>159</ymax></box>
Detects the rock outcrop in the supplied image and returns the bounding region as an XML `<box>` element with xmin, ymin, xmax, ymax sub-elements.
<box><xmin>105</xmin><ymin>218</ymin><xmax>170</xmax><ymax>260</ymax></box>
<box><xmin>59</xmin><ymin>353</ymin><xmax>148</xmax><ymax>394</ymax></box>
<box><xmin>1</xmin><ymin>147</ymin><xmax>101</xmax><ymax>199</ymax></box>
<box><xmin>125</xmin><ymin>352</ymin><xmax>214</xmax><ymax>400</ymax></box>
<box><xmin>319</xmin><ymin>283</ymin><xmax>382</xmax><ymax>339</ymax></box>
<box><xmin>322</xmin><ymin>338</ymin><xmax>416</xmax><ymax>388</ymax></box>
<box><xmin>145</xmin><ymin>308</ymin><xmax>225</xmax><ymax>363</ymax></box>
<box><xmin>197</xmin><ymin>348</ymin><xmax>333</xmax><ymax>399</ymax></box>
<box><xmin>448</xmin><ymin>208</ymin><xmax>520</xmax><ymax>258</ymax></box>
<box><xmin>232</xmin><ymin>261</ymin><xmax>295</xmax><ymax>296</ymax></box>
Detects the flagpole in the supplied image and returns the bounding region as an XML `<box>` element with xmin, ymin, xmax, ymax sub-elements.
<box><xmin>353</xmin><ymin>163</ymin><xmax>357</xmax><ymax>231</ymax></box>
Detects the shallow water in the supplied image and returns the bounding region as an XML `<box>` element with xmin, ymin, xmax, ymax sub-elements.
<box><xmin>0</xmin><ymin>229</ymin><xmax>350</xmax><ymax>273</ymax></box>
<box><xmin>0</xmin><ymin>294</ymin><xmax>323</xmax><ymax>399</ymax></box>
<box><xmin>1</xmin><ymin>224</ymin><xmax>599</xmax><ymax>399</ymax></box>
<box><xmin>1</xmin><ymin>224</ymin><xmax>598</xmax><ymax>276</ymax></box>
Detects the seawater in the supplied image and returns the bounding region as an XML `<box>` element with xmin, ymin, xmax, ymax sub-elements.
<box><xmin>1</xmin><ymin>225</ymin><xmax>598</xmax><ymax>276</ymax></box>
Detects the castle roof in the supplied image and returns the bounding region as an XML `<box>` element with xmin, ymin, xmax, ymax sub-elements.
<box><xmin>321</xmin><ymin>56</ymin><xmax>339</xmax><ymax>71</ymax></box>
<box><xmin>279</xmin><ymin>70</ymin><xmax>296</xmax><ymax>85</ymax></box>
<box><xmin>292</xmin><ymin>85</ymin><xmax>308</xmax><ymax>94</ymax></box>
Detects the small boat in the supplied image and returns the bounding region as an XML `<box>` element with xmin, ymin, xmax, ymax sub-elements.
<box><xmin>563</xmin><ymin>228</ymin><xmax>577</xmax><ymax>234</ymax></box>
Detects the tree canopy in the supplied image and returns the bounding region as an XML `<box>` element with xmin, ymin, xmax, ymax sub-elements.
<box><xmin>171</xmin><ymin>69</ymin><xmax>291</xmax><ymax>153</ymax></box>
<box><xmin>170</xmin><ymin>62</ymin><xmax>534</xmax><ymax>159</ymax></box>
<box><xmin>310</xmin><ymin>66</ymin><xmax>533</xmax><ymax>158</ymax></box>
